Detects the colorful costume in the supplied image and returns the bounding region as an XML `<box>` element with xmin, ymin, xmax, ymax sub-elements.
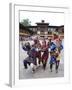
<box><xmin>49</xmin><ymin>42</ymin><xmax>57</xmax><ymax>51</ymax></box>
<box><xmin>22</xmin><ymin>43</ymin><xmax>37</xmax><ymax>69</ymax></box>
<box><xmin>41</xmin><ymin>40</ymin><xmax>49</xmax><ymax>70</ymax></box>
<box><xmin>33</xmin><ymin>39</ymin><xmax>42</xmax><ymax>65</ymax></box>
<box><xmin>49</xmin><ymin>55</ymin><xmax>56</xmax><ymax>64</ymax></box>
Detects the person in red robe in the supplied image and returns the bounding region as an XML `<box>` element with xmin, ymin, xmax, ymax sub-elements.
<box><xmin>41</xmin><ymin>39</ymin><xmax>49</xmax><ymax>70</ymax></box>
<box><xmin>33</xmin><ymin>38</ymin><xmax>42</xmax><ymax>66</ymax></box>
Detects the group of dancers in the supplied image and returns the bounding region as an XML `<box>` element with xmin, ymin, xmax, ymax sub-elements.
<box><xmin>21</xmin><ymin>35</ymin><xmax>63</xmax><ymax>73</ymax></box>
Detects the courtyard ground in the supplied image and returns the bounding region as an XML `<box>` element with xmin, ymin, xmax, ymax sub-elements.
<box><xmin>19</xmin><ymin>40</ymin><xmax>64</xmax><ymax>79</ymax></box>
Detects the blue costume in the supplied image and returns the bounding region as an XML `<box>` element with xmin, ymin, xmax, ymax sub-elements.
<box><xmin>49</xmin><ymin>40</ymin><xmax>63</xmax><ymax>72</ymax></box>
<box><xmin>49</xmin><ymin>42</ymin><xmax>57</xmax><ymax>51</ymax></box>
<box><xmin>49</xmin><ymin>41</ymin><xmax>63</xmax><ymax>52</ymax></box>
<box><xmin>50</xmin><ymin>56</ymin><xmax>56</xmax><ymax>64</ymax></box>
<box><xmin>60</xmin><ymin>44</ymin><xmax>63</xmax><ymax>50</ymax></box>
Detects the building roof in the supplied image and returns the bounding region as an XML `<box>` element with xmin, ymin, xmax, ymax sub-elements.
<box><xmin>19</xmin><ymin>22</ymin><xmax>64</xmax><ymax>30</ymax></box>
<box><xmin>25</xmin><ymin>25</ymin><xmax>64</xmax><ymax>28</ymax></box>
<box><xmin>36</xmin><ymin>20</ymin><xmax>49</xmax><ymax>25</ymax></box>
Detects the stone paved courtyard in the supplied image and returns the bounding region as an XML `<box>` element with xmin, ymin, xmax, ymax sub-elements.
<box><xmin>19</xmin><ymin>40</ymin><xmax>64</xmax><ymax>79</ymax></box>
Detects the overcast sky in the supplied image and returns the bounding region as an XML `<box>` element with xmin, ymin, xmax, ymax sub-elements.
<box><xmin>20</xmin><ymin>11</ymin><xmax>64</xmax><ymax>26</ymax></box>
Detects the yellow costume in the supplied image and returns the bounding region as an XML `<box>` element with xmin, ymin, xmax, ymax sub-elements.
<box><xmin>55</xmin><ymin>48</ymin><xmax>61</xmax><ymax>61</ymax></box>
<box><xmin>56</xmin><ymin>54</ymin><xmax>61</xmax><ymax>61</ymax></box>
